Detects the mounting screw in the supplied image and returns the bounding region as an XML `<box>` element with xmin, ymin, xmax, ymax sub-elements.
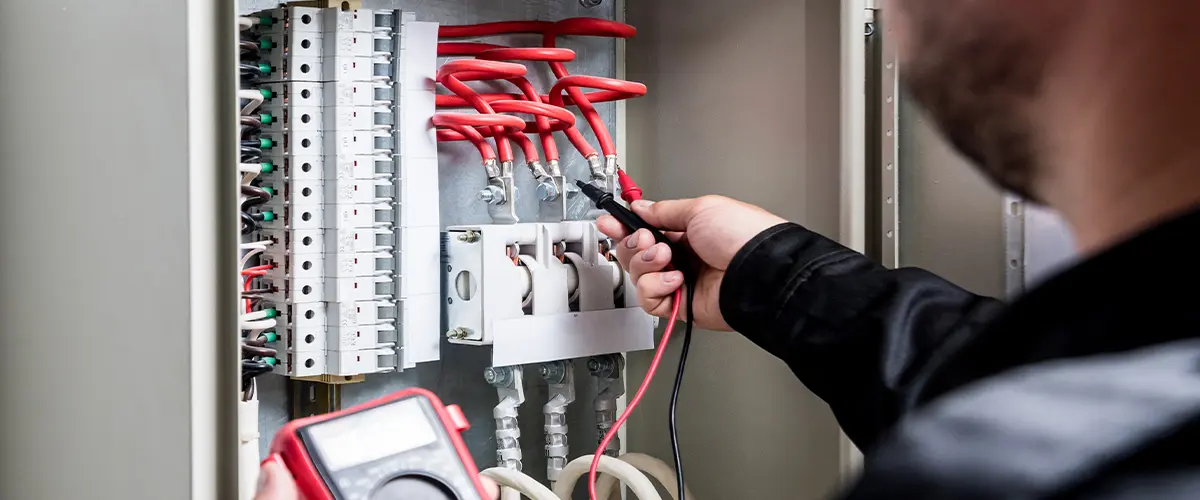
<box><xmin>457</xmin><ymin>230</ymin><xmax>480</xmax><ymax>243</ymax></box>
<box><xmin>446</xmin><ymin>327</ymin><xmax>469</xmax><ymax>340</ymax></box>
<box><xmin>536</xmin><ymin>180</ymin><xmax>561</xmax><ymax>202</ymax></box>
<box><xmin>484</xmin><ymin>366</ymin><xmax>513</xmax><ymax>387</ymax></box>
<box><xmin>580</xmin><ymin>0</ymin><xmax>602</xmax><ymax>7</ymax></box>
<box><xmin>588</xmin><ymin>354</ymin><xmax>622</xmax><ymax>378</ymax></box>
<box><xmin>540</xmin><ymin>360</ymin><xmax>568</xmax><ymax>384</ymax></box>
<box><xmin>478</xmin><ymin>186</ymin><xmax>506</xmax><ymax>205</ymax></box>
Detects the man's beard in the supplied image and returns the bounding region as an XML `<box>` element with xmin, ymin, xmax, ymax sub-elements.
<box><xmin>898</xmin><ymin>0</ymin><xmax>1047</xmax><ymax>202</ymax></box>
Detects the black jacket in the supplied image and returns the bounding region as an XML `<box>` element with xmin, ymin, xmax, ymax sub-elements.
<box><xmin>719</xmin><ymin>209</ymin><xmax>1200</xmax><ymax>499</ymax></box>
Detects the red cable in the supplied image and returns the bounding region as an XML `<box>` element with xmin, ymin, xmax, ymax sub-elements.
<box><xmin>432</xmin><ymin>113</ymin><xmax>526</xmax><ymax>162</ymax></box>
<box><xmin>548</xmin><ymin>75</ymin><xmax>646</xmax><ymax>157</ymax></box>
<box><xmin>477</xmin><ymin>48</ymin><xmax>576</xmax><ymax>163</ymax></box>
<box><xmin>435</xmin><ymin>90</ymin><xmax>632</xmax><ymax>108</ymax></box>
<box><xmin>589</xmin><ymin>289</ymin><xmax>682</xmax><ymax>500</ymax></box>
<box><xmin>436</xmin><ymin>59</ymin><xmax>528</xmax><ymax>163</ymax></box>
<box><xmin>542</xmin><ymin>19</ymin><xmax>638</xmax><ymax>158</ymax></box>
<box><xmin>438</xmin><ymin>18</ymin><xmax>642</xmax><ymax>159</ymax></box>
<box><xmin>436</xmin><ymin>42</ymin><xmax>507</xmax><ymax>56</ymax></box>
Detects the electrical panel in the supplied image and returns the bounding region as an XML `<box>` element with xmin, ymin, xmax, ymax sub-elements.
<box><xmin>238</xmin><ymin>3</ymin><xmax>659</xmax><ymax>497</ymax></box>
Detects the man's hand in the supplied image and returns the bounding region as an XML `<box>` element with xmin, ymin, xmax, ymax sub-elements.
<box><xmin>597</xmin><ymin>195</ymin><xmax>786</xmax><ymax>331</ymax></box>
<box><xmin>254</xmin><ymin>454</ymin><xmax>502</xmax><ymax>499</ymax></box>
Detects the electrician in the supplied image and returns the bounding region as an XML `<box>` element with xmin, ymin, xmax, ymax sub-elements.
<box><xmin>257</xmin><ymin>1</ymin><xmax>1200</xmax><ymax>498</ymax></box>
<box><xmin>597</xmin><ymin>1</ymin><xmax>1200</xmax><ymax>499</ymax></box>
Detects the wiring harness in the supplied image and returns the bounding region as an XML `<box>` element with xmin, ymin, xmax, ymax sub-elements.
<box><xmin>238</xmin><ymin>16</ymin><xmax>281</xmax><ymax>400</ymax></box>
<box><xmin>434</xmin><ymin>19</ymin><xmax>647</xmax><ymax>220</ymax></box>
<box><xmin>435</xmin><ymin>18</ymin><xmax>693</xmax><ymax>500</ymax></box>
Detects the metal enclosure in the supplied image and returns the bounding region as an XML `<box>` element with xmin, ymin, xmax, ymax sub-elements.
<box><xmin>625</xmin><ymin>1</ymin><xmax>847</xmax><ymax>498</ymax></box>
<box><xmin>0</xmin><ymin>0</ymin><xmax>238</xmax><ymax>498</ymax></box>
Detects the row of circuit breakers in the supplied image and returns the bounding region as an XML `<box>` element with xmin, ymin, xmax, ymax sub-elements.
<box><xmin>246</xmin><ymin>6</ymin><xmax>655</xmax><ymax>378</ymax></box>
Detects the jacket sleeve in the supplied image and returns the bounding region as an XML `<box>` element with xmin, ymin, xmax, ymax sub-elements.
<box><xmin>718</xmin><ymin>223</ymin><xmax>1006</xmax><ymax>451</ymax></box>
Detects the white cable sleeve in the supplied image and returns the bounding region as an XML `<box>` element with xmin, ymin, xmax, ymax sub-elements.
<box><xmin>478</xmin><ymin>468</ymin><xmax>558</xmax><ymax>500</ymax></box>
<box><xmin>552</xmin><ymin>455</ymin><xmax>663</xmax><ymax>500</ymax></box>
<box><xmin>595</xmin><ymin>453</ymin><xmax>695</xmax><ymax>500</ymax></box>
<box><xmin>239</xmin><ymin>319</ymin><xmax>276</xmax><ymax>331</ymax></box>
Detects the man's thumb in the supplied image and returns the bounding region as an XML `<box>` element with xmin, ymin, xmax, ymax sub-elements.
<box><xmin>631</xmin><ymin>198</ymin><xmax>700</xmax><ymax>231</ymax></box>
<box><xmin>255</xmin><ymin>455</ymin><xmax>298</xmax><ymax>499</ymax></box>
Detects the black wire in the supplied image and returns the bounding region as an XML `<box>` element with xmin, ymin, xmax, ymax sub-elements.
<box><xmin>240</xmin><ymin>140</ymin><xmax>265</xmax><ymax>148</ymax></box>
<box><xmin>240</xmin><ymin>146</ymin><xmax>262</xmax><ymax>164</ymax></box>
<box><xmin>241</xmin><ymin>359</ymin><xmax>274</xmax><ymax>392</ymax></box>
<box><xmin>668</xmin><ymin>275</ymin><xmax>696</xmax><ymax>499</ymax></box>
<box><xmin>241</xmin><ymin>212</ymin><xmax>260</xmax><ymax>235</ymax></box>
<box><xmin>241</xmin><ymin>184</ymin><xmax>270</xmax><ymax>211</ymax></box>
<box><xmin>239</xmin><ymin>40</ymin><xmax>260</xmax><ymax>57</ymax></box>
<box><xmin>240</xmin><ymin>115</ymin><xmax>263</xmax><ymax>131</ymax></box>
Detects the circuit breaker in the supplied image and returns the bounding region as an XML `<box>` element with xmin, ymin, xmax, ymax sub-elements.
<box><xmin>247</xmin><ymin>7</ymin><xmax>441</xmax><ymax>377</ymax></box>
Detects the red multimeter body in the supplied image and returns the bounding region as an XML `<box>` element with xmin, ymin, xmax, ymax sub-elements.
<box><xmin>269</xmin><ymin>387</ymin><xmax>489</xmax><ymax>500</ymax></box>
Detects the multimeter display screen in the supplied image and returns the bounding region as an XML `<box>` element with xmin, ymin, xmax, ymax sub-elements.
<box><xmin>305</xmin><ymin>398</ymin><xmax>439</xmax><ymax>472</ymax></box>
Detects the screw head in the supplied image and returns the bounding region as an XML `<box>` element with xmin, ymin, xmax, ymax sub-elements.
<box><xmin>484</xmin><ymin>366</ymin><xmax>512</xmax><ymax>387</ymax></box>
<box><xmin>580</xmin><ymin>0</ymin><xmax>602</xmax><ymax>6</ymax></box>
<box><xmin>478</xmin><ymin>186</ymin><xmax>506</xmax><ymax>205</ymax></box>
<box><xmin>535</xmin><ymin>180</ymin><xmax>560</xmax><ymax>202</ymax></box>
<box><xmin>446</xmin><ymin>327</ymin><xmax>468</xmax><ymax>340</ymax></box>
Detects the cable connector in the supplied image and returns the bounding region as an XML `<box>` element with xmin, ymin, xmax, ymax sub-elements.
<box><xmin>616</xmin><ymin>170</ymin><xmax>642</xmax><ymax>203</ymax></box>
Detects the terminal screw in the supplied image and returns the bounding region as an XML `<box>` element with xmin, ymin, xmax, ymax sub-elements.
<box><xmin>536</xmin><ymin>180</ymin><xmax>561</xmax><ymax>202</ymax></box>
<box><xmin>457</xmin><ymin>230</ymin><xmax>480</xmax><ymax>243</ymax></box>
<box><xmin>484</xmin><ymin>366</ymin><xmax>514</xmax><ymax>387</ymax></box>
<box><xmin>540</xmin><ymin>360</ymin><xmax>569</xmax><ymax>384</ymax></box>
<box><xmin>587</xmin><ymin>354</ymin><xmax>623</xmax><ymax>379</ymax></box>
<box><xmin>446</xmin><ymin>327</ymin><xmax>469</xmax><ymax>340</ymax></box>
<box><xmin>478</xmin><ymin>186</ymin><xmax>506</xmax><ymax>205</ymax></box>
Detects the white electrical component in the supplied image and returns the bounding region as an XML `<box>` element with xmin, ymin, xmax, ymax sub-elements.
<box><xmin>444</xmin><ymin>222</ymin><xmax>656</xmax><ymax>367</ymax></box>
<box><xmin>252</xmin><ymin>6</ymin><xmax>442</xmax><ymax>378</ymax></box>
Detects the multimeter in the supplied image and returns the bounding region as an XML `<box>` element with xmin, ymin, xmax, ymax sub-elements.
<box><xmin>269</xmin><ymin>387</ymin><xmax>490</xmax><ymax>500</ymax></box>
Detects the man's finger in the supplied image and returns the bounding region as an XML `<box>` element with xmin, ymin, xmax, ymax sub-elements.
<box><xmin>628</xmin><ymin>242</ymin><xmax>673</xmax><ymax>279</ymax></box>
<box><xmin>630</xmin><ymin>198</ymin><xmax>707</xmax><ymax>232</ymax></box>
<box><xmin>613</xmin><ymin>229</ymin><xmax>655</xmax><ymax>279</ymax></box>
<box><xmin>595</xmin><ymin>214</ymin><xmax>631</xmax><ymax>241</ymax></box>
<box><xmin>480</xmin><ymin>477</ymin><xmax>501</xmax><ymax>500</ymax></box>
<box><xmin>254</xmin><ymin>455</ymin><xmax>299</xmax><ymax>500</ymax></box>
<box><xmin>636</xmin><ymin>271</ymin><xmax>685</xmax><ymax>317</ymax></box>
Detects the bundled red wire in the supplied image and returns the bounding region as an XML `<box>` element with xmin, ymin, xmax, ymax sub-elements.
<box><xmin>434</xmin><ymin>18</ymin><xmax>644</xmax><ymax>166</ymax></box>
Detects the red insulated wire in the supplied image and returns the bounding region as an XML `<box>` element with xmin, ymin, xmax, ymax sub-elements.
<box><xmin>436</xmin><ymin>42</ymin><xmax>507</xmax><ymax>56</ymax></box>
<box><xmin>548</xmin><ymin>75</ymin><xmax>646</xmax><ymax>157</ymax></box>
<box><xmin>543</xmin><ymin>19</ymin><xmax>638</xmax><ymax>158</ymax></box>
<box><xmin>438</xmin><ymin>18</ymin><xmax>641</xmax><ymax>158</ymax></box>
<box><xmin>589</xmin><ymin>289</ymin><xmax>682</xmax><ymax>500</ymax></box>
<box><xmin>436</xmin><ymin>59</ymin><xmax>528</xmax><ymax>163</ymax></box>
<box><xmin>477</xmin><ymin>47</ymin><xmax>576</xmax><ymax>162</ymax></box>
<box><xmin>438</xmin><ymin>20</ymin><xmax>554</xmax><ymax>38</ymax></box>
<box><xmin>432</xmin><ymin>113</ymin><xmax>526</xmax><ymax>162</ymax></box>
<box><xmin>435</xmin><ymin>90</ymin><xmax>632</xmax><ymax>108</ymax></box>
<box><xmin>437</xmin><ymin>101</ymin><xmax>577</xmax><ymax>163</ymax></box>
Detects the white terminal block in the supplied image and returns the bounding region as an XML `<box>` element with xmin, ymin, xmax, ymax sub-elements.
<box><xmin>251</xmin><ymin>8</ymin><xmax>438</xmax><ymax>378</ymax></box>
<box><xmin>444</xmin><ymin>222</ymin><xmax>656</xmax><ymax>367</ymax></box>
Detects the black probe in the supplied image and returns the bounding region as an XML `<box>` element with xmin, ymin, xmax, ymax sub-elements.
<box><xmin>576</xmin><ymin>181</ymin><xmax>678</xmax><ymax>250</ymax></box>
<box><xmin>577</xmin><ymin>180</ymin><xmax>695</xmax><ymax>499</ymax></box>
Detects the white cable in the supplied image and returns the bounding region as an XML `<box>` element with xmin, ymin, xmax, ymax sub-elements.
<box><xmin>240</xmin><ymin>163</ymin><xmax>265</xmax><ymax>174</ymax></box>
<box><xmin>238</xmin><ymin>17</ymin><xmax>255</xmax><ymax>30</ymax></box>
<box><xmin>595</xmin><ymin>453</ymin><xmax>696</xmax><ymax>500</ymax></box>
<box><xmin>240</xmin><ymin>240</ymin><xmax>273</xmax><ymax>250</ymax></box>
<box><xmin>239</xmin><ymin>90</ymin><xmax>265</xmax><ymax>115</ymax></box>
<box><xmin>241</xmin><ymin>309</ymin><xmax>274</xmax><ymax>322</ymax></box>
<box><xmin>552</xmin><ymin>455</ymin><xmax>663</xmax><ymax>500</ymax></box>
<box><xmin>478</xmin><ymin>468</ymin><xmax>558</xmax><ymax>500</ymax></box>
<box><xmin>240</xmin><ymin>247</ymin><xmax>268</xmax><ymax>271</ymax></box>
<box><xmin>240</xmin><ymin>318</ymin><xmax>276</xmax><ymax>331</ymax></box>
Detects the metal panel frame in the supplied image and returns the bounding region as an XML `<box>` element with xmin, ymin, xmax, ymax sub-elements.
<box><xmin>0</xmin><ymin>0</ymin><xmax>239</xmax><ymax>498</ymax></box>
